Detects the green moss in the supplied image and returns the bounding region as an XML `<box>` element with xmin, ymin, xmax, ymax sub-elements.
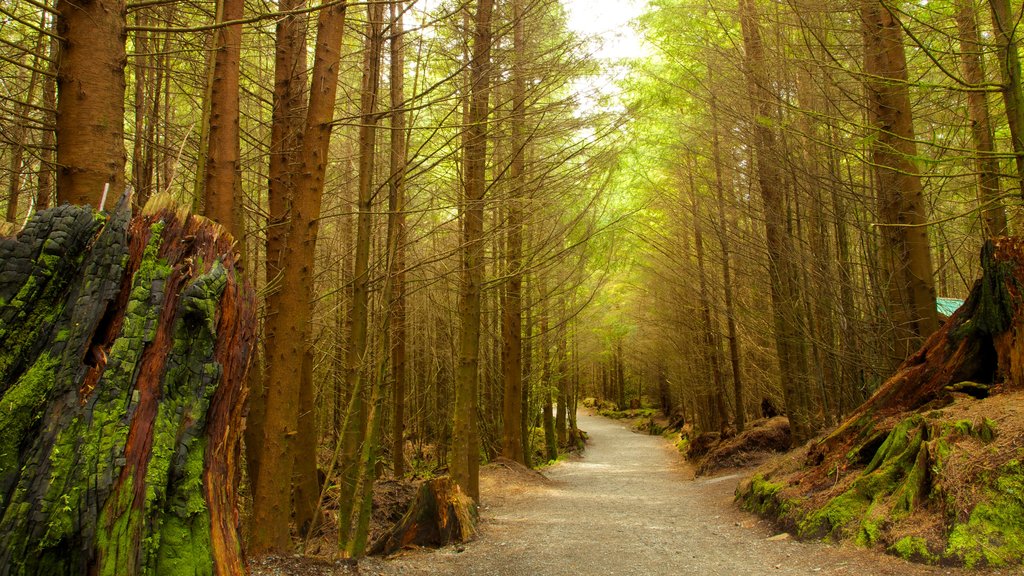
<box><xmin>945</xmin><ymin>460</ymin><xmax>1024</xmax><ymax>568</ymax></box>
<box><xmin>890</xmin><ymin>536</ymin><xmax>937</xmax><ymax>563</ymax></box>
<box><xmin>738</xmin><ymin>474</ymin><xmax>793</xmax><ymax>519</ymax></box>
<box><xmin>0</xmin><ymin>353</ymin><xmax>59</xmax><ymax>497</ymax></box>
<box><xmin>799</xmin><ymin>491</ymin><xmax>870</xmax><ymax>539</ymax></box>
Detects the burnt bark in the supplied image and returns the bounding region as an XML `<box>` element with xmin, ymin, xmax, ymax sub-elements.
<box><xmin>0</xmin><ymin>198</ymin><xmax>254</xmax><ymax>575</ymax></box>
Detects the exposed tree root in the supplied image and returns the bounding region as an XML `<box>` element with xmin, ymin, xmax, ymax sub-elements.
<box><xmin>737</xmin><ymin>239</ymin><xmax>1024</xmax><ymax>568</ymax></box>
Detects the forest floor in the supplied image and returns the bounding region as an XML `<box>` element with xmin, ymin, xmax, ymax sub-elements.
<box><xmin>356</xmin><ymin>410</ymin><xmax>1014</xmax><ymax>576</ymax></box>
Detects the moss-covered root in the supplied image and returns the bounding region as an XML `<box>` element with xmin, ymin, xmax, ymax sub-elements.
<box><xmin>945</xmin><ymin>460</ymin><xmax>1024</xmax><ymax>568</ymax></box>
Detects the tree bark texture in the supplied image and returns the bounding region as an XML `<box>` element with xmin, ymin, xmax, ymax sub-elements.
<box><xmin>55</xmin><ymin>0</ymin><xmax>128</xmax><ymax>208</ymax></box>
<box><xmin>500</xmin><ymin>0</ymin><xmax>527</xmax><ymax>465</ymax></box>
<box><xmin>245</xmin><ymin>0</ymin><xmax>308</xmax><ymax>496</ymax></box>
<box><xmin>203</xmin><ymin>0</ymin><xmax>245</xmax><ymax>239</ymax></box>
<box><xmin>390</xmin><ymin>0</ymin><xmax>409</xmax><ymax>479</ymax></box>
<box><xmin>452</xmin><ymin>0</ymin><xmax>494</xmax><ymax>503</ymax></box>
<box><xmin>0</xmin><ymin>198</ymin><xmax>254</xmax><ymax>575</ymax></box>
<box><xmin>862</xmin><ymin>0</ymin><xmax>940</xmax><ymax>364</ymax></box>
<box><xmin>988</xmin><ymin>0</ymin><xmax>1024</xmax><ymax>196</ymax></box>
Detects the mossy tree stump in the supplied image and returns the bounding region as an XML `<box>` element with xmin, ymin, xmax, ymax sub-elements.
<box><xmin>738</xmin><ymin>238</ymin><xmax>1024</xmax><ymax>568</ymax></box>
<box><xmin>0</xmin><ymin>197</ymin><xmax>254</xmax><ymax>575</ymax></box>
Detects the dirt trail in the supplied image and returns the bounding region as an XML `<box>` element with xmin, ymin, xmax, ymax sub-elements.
<box><xmin>364</xmin><ymin>412</ymin><xmax>1008</xmax><ymax>576</ymax></box>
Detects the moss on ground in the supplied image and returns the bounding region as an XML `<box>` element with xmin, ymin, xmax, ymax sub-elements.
<box><xmin>738</xmin><ymin>406</ymin><xmax>1024</xmax><ymax>568</ymax></box>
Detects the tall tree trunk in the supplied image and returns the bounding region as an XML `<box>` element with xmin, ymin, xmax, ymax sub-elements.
<box><xmin>555</xmin><ymin>320</ymin><xmax>568</xmax><ymax>446</ymax></box>
<box><xmin>203</xmin><ymin>0</ymin><xmax>244</xmax><ymax>239</ymax></box>
<box><xmin>710</xmin><ymin>90</ymin><xmax>744</xmax><ymax>431</ymax></box>
<box><xmin>738</xmin><ymin>0</ymin><xmax>816</xmax><ymax>444</ymax></box>
<box><xmin>540</xmin><ymin>303</ymin><xmax>557</xmax><ymax>461</ymax></box>
<box><xmin>521</xmin><ymin>273</ymin><xmax>533</xmax><ymax>466</ymax></box>
<box><xmin>55</xmin><ymin>0</ymin><xmax>127</xmax><ymax>207</ymax></box>
<box><xmin>36</xmin><ymin>25</ymin><xmax>58</xmax><ymax>211</ymax></box>
<box><xmin>338</xmin><ymin>0</ymin><xmax>385</xmax><ymax>551</ymax></box>
<box><xmin>250</xmin><ymin>0</ymin><xmax>348</xmax><ymax>555</ymax></box>
<box><xmin>452</xmin><ymin>0</ymin><xmax>494</xmax><ymax>503</ymax></box>
<box><xmin>501</xmin><ymin>0</ymin><xmax>526</xmax><ymax>460</ymax></box>
<box><xmin>862</xmin><ymin>0</ymin><xmax>939</xmax><ymax>365</ymax></box>
<box><xmin>390</xmin><ymin>0</ymin><xmax>409</xmax><ymax>478</ymax></box>
<box><xmin>957</xmin><ymin>0</ymin><xmax>1008</xmax><ymax>236</ymax></box>
<box><xmin>245</xmin><ymin>0</ymin><xmax>307</xmax><ymax>510</ymax></box>
<box><xmin>989</xmin><ymin>0</ymin><xmax>1024</xmax><ymax>196</ymax></box>
<box><xmin>692</xmin><ymin>175</ymin><xmax>729</xmax><ymax>432</ymax></box>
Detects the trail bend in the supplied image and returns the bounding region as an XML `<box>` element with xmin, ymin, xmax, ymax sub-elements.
<box><xmin>367</xmin><ymin>412</ymin><xmax>999</xmax><ymax>576</ymax></box>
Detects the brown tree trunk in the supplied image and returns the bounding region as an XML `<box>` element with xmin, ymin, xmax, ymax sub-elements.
<box><xmin>988</xmin><ymin>0</ymin><xmax>1024</xmax><ymax>196</ymax></box>
<box><xmin>738</xmin><ymin>0</ymin><xmax>816</xmax><ymax>444</ymax></box>
<box><xmin>710</xmin><ymin>88</ymin><xmax>744</xmax><ymax>432</ymax></box>
<box><xmin>36</xmin><ymin>28</ymin><xmax>58</xmax><ymax>212</ymax></box>
<box><xmin>555</xmin><ymin>322</ymin><xmax>568</xmax><ymax>446</ymax></box>
<box><xmin>250</xmin><ymin>0</ymin><xmax>349</xmax><ymax>555</ymax></box>
<box><xmin>452</xmin><ymin>0</ymin><xmax>494</xmax><ymax>503</ymax></box>
<box><xmin>336</xmin><ymin>0</ymin><xmax>385</xmax><ymax>552</ymax></box>
<box><xmin>390</xmin><ymin>0</ymin><xmax>409</xmax><ymax>479</ymax></box>
<box><xmin>245</xmin><ymin>0</ymin><xmax>307</xmax><ymax>502</ymax></box>
<box><xmin>55</xmin><ymin>0</ymin><xmax>127</xmax><ymax>207</ymax></box>
<box><xmin>203</xmin><ymin>0</ymin><xmax>244</xmax><ymax>239</ymax></box>
<box><xmin>956</xmin><ymin>0</ymin><xmax>1008</xmax><ymax>236</ymax></box>
<box><xmin>692</xmin><ymin>171</ymin><xmax>729</xmax><ymax>432</ymax></box>
<box><xmin>862</xmin><ymin>0</ymin><xmax>939</xmax><ymax>364</ymax></box>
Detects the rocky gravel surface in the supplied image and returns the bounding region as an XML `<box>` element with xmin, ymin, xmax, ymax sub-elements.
<box><xmin>363</xmin><ymin>411</ymin><xmax>1013</xmax><ymax>576</ymax></box>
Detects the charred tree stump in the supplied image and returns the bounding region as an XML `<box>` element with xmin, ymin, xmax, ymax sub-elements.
<box><xmin>738</xmin><ymin>238</ymin><xmax>1024</xmax><ymax>567</ymax></box>
<box><xmin>0</xmin><ymin>196</ymin><xmax>254</xmax><ymax>575</ymax></box>
<box><xmin>369</xmin><ymin>477</ymin><xmax>477</xmax><ymax>556</ymax></box>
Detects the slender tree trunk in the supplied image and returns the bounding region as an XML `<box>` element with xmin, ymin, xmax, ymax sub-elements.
<box><xmin>245</xmin><ymin>0</ymin><xmax>307</xmax><ymax>507</ymax></box>
<box><xmin>452</xmin><ymin>0</ymin><xmax>494</xmax><ymax>503</ymax></box>
<box><xmin>338</xmin><ymin>0</ymin><xmax>385</xmax><ymax>550</ymax></box>
<box><xmin>738</xmin><ymin>0</ymin><xmax>816</xmax><ymax>444</ymax></box>
<box><xmin>710</xmin><ymin>91</ymin><xmax>744</xmax><ymax>431</ymax></box>
<box><xmin>692</xmin><ymin>174</ymin><xmax>729</xmax><ymax>432</ymax></box>
<box><xmin>55</xmin><ymin>0</ymin><xmax>127</xmax><ymax>207</ymax></box>
<box><xmin>521</xmin><ymin>273</ymin><xmax>533</xmax><ymax>466</ymax></box>
<box><xmin>540</xmin><ymin>303</ymin><xmax>557</xmax><ymax>461</ymax></box>
<box><xmin>862</xmin><ymin>0</ymin><xmax>939</xmax><ymax>365</ymax></box>
<box><xmin>36</xmin><ymin>24</ymin><xmax>58</xmax><ymax>211</ymax></box>
<box><xmin>957</xmin><ymin>0</ymin><xmax>1008</xmax><ymax>236</ymax></box>
<box><xmin>989</xmin><ymin>0</ymin><xmax>1024</xmax><ymax>196</ymax></box>
<box><xmin>203</xmin><ymin>0</ymin><xmax>244</xmax><ymax>239</ymax></box>
<box><xmin>501</xmin><ymin>0</ymin><xmax>526</xmax><ymax>462</ymax></box>
<box><xmin>390</xmin><ymin>0</ymin><xmax>409</xmax><ymax>478</ymax></box>
<box><xmin>555</xmin><ymin>321</ymin><xmax>568</xmax><ymax>446</ymax></box>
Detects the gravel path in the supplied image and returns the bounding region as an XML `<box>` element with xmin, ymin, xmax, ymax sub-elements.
<box><xmin>364</xmin><ymin>412</ymin><xmax>1006</xmax><ymax>576</ymax></box>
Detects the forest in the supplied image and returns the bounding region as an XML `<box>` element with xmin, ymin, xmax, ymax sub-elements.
<box><xmin>2</xmin><ymin>0</ymin><xmax>1024</xmax><ymax>571</ymax></box>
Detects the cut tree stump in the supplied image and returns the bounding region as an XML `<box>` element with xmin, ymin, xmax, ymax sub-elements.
<box><xmin>0</xmin><ymin>196</ymin><xmax>254</xmax><ymax>575</ymax></box>
<box><xmin>369</xmin><ymin>476</ymin><xmax>477</xmax><ymax>556</ymax></box>
<box><xmin>737</xmin><ymin>238</ymin><xmax>1024</xmax><ymax>568</ymax></box>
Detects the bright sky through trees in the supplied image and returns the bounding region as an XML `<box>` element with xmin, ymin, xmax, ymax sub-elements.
<box><xmin>563</xmin><ymin>0</ymin><xmax>651</xmax><ymax>112</ymax></box>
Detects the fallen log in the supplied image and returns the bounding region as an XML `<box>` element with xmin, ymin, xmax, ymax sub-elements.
<box><xmin>0</xmin><ymin>196</ymin><xmax>254</xmax><ymax>575</ymax></box>
<box><xmin>737</xmin><ymin>238</ymin><xmax>1024</xmax><ymax>568</ymax></box>
<box><xmin>369</xmin><ymin>476</ymin><xmax>477</xmax><ymax>556</ymax></box>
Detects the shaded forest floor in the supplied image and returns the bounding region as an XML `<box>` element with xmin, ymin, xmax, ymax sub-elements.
<box><xmin>350</xmin><ymin>411</ymin><xmax>1010</xmax><ymax>576</ymax></box>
